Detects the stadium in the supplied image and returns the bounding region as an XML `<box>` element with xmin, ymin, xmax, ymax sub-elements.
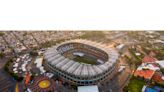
<box><xmin>43</xmin><ymin>39</ymin><xmax>119</xmax><ymax>85</ymax></box>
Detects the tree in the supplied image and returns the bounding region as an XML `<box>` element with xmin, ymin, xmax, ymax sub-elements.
<box><xmin>161</xmin><ymin>68</ymin><xmax>164</xmax><ymax>74</ymax></box>
<box><xmin>0</xmin><ymin>32</ymin><xmax>5</xmax><ymax>36</ymax></box>
<box><xmin>0</xmin><ymin>52</ymin><xmax>4</xmax><ymax>58</ymax></box>
<box><xmin>29</xmin><ymin>51</ymin><xmax>38</xmax><ymax>56</ymax></box>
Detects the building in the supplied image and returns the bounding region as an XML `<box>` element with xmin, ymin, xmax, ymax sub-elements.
<box><xmin>78</xmin><ymin>85</ymin><xmax>99</xmax><ymax>92</ymax></box>
<box><xmin>136</xmin><ymin>63</ymin><xmax>160</xmax><ymax>71</ymax></box>
<box><xmin>134</xmin><ymin>55</ymin><xmax>159</xmax><ymax>80</ymax></box>
<box><xmin>142</xmin><ymin>56</ymin><xmax>157</xmax><ymax>63</ymax></box>
<box><xmin>152</xmin><ymin>72</ymin><xmax>164</xmax><ymax>84</ymax></box>
<box><xmin>134</xmin><ymin>53</ymin><xmax>162</xmax><ymax>80</ymax></box>
<box><xmin>116</xmin><ymin>44</ymin><xmax>125</xmax><ymax>50</ymax></box>
<box><xmin>156</xmin><ymin>60</ymin><xmax>164</xmax><ymax>68</ymax></box>
<box><xmin>134</xmin><ymin>70</ymin><xmax>155</xmax><ymax>80</ymax></box>
<box><xmin>43</xmin><ymin>39</ymin><xmax>119</xmax><ymax>85</ymax></box>
<box><xmin>34</xmin><ymin>57</ymin><xmax>46</xmax><ymax>74</ymax></box>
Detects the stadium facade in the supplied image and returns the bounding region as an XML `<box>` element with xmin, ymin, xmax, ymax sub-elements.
<box><xmin>43</xmin><ymin>39</ymin><xmax>119</xmax><ymax>85</ymax></box>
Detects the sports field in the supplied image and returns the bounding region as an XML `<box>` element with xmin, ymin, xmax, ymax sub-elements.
<box><xmin>73</xmin><ymin>56</ymin><xmax>97</xmax><ymax>65</ymax></box>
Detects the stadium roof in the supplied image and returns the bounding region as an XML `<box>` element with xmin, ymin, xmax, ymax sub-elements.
<box><xmin>44</xmin><ymin>39</ymin><xmax>119</xmax><ymax>77</ymax></box>
<box><xmin>78</xmin><ymin>85</ymin><xmax>99</xmax><ymax>92</ymax></box>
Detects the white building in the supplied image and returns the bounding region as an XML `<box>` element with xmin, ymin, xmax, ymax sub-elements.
<box><xmin>137</xmin><ymin>63</ymin><xmax>160</xmax><ymax>71</ymax></box>
<box><xmin>78</xmin><ymin>85</ymin><xmax>99</xmax><ymax>92</ymax></box>
<box><xmin>116</xmin><ymin>44</ymin><xmax>125</xmax><ymax>50</ymax></box>
<box><xmin>34</xmin><ymin>57</ymin><xmax>46</xmax><ymax>74</ymax></box>
<box><xmin>156</xmin><ymin>60</ymin><xmax>164</xmax><ymax>68</ymax></box>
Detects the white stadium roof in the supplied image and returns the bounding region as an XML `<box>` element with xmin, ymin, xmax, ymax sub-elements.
<box><xmin>44</xmin><ymin>39</ymin><xmax>119</xmax><ymax>77</ymax></box>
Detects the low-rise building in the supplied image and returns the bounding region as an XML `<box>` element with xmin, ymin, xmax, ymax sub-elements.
<box><xmin>142</xmin><ymin>56</ymin><xmax>157</xmax><ymax>63</ymax></box>
<box><xmin>156</xmin><ymin>60</ymin><xmax>164</xmax><ymax>68</ymax></box>
<box><xmin>78</xmin><ymin>85</ymin><xmax>99</xmax><ymax>92</ymax></box>
<box><xmin>134</xmin><ymin>70</ymin><xmax>155</xmax><ymax>80</ymax></box>
<box><xmin>152</xmin><ymin>72</ymin><xmax>164</xmax><ymax>84</ymax></box>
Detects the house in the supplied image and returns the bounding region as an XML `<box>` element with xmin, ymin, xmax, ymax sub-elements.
<box><xmin>134</xmin><ymin>60</ymin><xmax>160</xmax><ymax>80</ymax></box>
<box><xmin>137</xmin><ymin>63</ymin><xmax>160</xmax><ymax>71</ymax></box>
<box><xmin>152</xmin><ymin>72</ymin><xmax>164</xmax><ymax>84</ymax></box>
<box><xmin>142</xmin><ymin>56</ymin><xmax>157</xmax><ymax>63</ymax></box>
<box><xmin>134</xmin><ymin>70</ymin><xmax>155</xmax><ymax>80</ymax></box>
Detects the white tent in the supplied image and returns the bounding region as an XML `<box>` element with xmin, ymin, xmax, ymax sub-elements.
<box><xmin>13</xmin><ymin>68</ymin><xmax>17</xmax><ymax>71</ymax></box>
<box><xmin>14</xmin><ymin>71</ymin><xmax>18</xmax><ymax>73</ymax></box>
<box><xmin>135</xmin><ymin>53</ymin><xmax>141</xmax><ymax>56</ymax></box>
<box><xmin>13</xmin><ymin>63</ymin><xmax>18</xmax><ymax>67</ymax></box>
<box><xmin>78</xmin><ymin>85</ymin><xmax>99</xmax><ymax>92</ymax></box>
<box><xmin>16</xmin><ymin>58</ymin><xmax>20</xmax><ymax>62</ymax></box>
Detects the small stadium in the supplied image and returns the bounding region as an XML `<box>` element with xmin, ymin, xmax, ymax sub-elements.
<box><xmin>43</xmin><ymin>39</ymin><xmax>119</xmax><ymax>85</ymax></box>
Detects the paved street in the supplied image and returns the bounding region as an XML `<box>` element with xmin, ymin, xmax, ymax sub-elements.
<box><xmin>98</xmin><ymin>59</ymin><xmax>131</xmax><ymax>92</ymax></box>
<box><xmin>0</xmin><ymin>70</ymin><xmax>16</xmax><ymax>92</ymax></box>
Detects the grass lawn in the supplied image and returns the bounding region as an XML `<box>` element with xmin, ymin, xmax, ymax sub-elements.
<box><xmin>73</xmin><ymin>56</ymin><xmax>97</xmax><ymax>65</ymax></box>
<box><xmin>126</xmin><ymin>77</ymin><xmax>145</xmax><ymax>92</ymax></box>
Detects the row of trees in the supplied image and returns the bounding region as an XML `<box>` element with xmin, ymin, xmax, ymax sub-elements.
<box><xmin>0</xmin><ymin>52</ymin><xmax>4</xmax><ymax>58</ymax></box>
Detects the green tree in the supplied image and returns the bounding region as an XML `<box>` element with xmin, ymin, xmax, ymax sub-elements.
<box><xmin>0</xmin><ymin>32</ymin><xmax>5</xmax><ymax>36</ymax></box>
<box><xmin>161</xmin><ymin>68</ymin><xmax>164</xmax><ymax>74</ymax></box>
<box><xmin>0</xmin><ymin>52</ymin><xmax>4</xmax><ymax>58</ymax></box>
<box><xmin>29</xmin><ymin>51</ymin><xmax>38</xmax><ymax>56</ymax></box>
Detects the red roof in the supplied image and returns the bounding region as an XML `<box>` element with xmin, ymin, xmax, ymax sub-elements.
<box><xmin>142</xmin><ymin>56</ymin><xmax>157</xmax><ymax>63</ymax></box>
<box><xmin>134</xmin><ymin>70</ymin><xmax>155</xmax><ymax>79</ymax></box>
<box><xmin>152</xmin><ymin>72</ymin><xmax>164</xmax><ymax>83</ymax></box>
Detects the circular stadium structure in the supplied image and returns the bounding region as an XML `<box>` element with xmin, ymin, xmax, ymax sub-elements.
<box><xmin>43</xmin><ymin>39</ymin><xmax>119</xmax><ymax>85</ymax></box>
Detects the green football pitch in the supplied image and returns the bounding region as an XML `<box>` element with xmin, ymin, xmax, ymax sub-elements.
<box><xmin>73</xmin><ymin>56</ymin><xmax>97</xmax><ymax>65</ymax></box>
